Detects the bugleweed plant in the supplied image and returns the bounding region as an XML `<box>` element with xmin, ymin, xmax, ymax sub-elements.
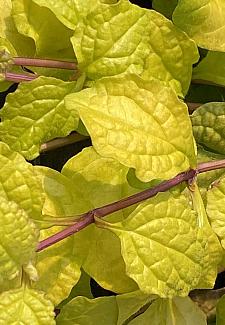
<box><xmin>1</xmin><ymin>0</ymin><xmax>225</xmax><ymax>323</ymax></box>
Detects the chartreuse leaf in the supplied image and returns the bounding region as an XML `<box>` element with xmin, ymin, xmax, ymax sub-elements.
<box><xmin>206</xmin><ymin>176</ymin><xmax>225</xmax><ymax>250</ymax></box>
<box><xmin>32</xmin><ymin>0</ymin><xmax>98</xmax><ymax>30</ymax></box>
<box><xmin>71</xmin><ymin>0</ymin><xmax>198</xmax><ymax>95</ymax></box>
<box><xmin>0</xmin><ymin>198</ymin><xmax>39</xmax><ymax>288</ymax></box>
<box><xmin>56</xmin><ymin>291</ymin><xmax>154</xmax><ymax>325</ymax></box>
<box><xmin>33</xmin><ymin>226</ymin><xmax>82</xmax><ymax>306</ymax></box>
<box><xmin>152</xmin><ymin>0</ymin><xmax>178</xmax><ymax>19</ymax></box>
<box><xmin>0</xmin><ymin>287</ymin><xmax>55</xmax><ymax>324</ymax></box>
<box><xmin>11</xmin><ymin>0</ymin><xmax>74</xmax><ymax>59</ymax></box>
<box><xmin>0</xmin><ymin>0</ymin><xmax>35</xmax><ymax>56</ymax></box>
<box><xmin>0</xmin><ymin>76</ymin><xmax>79</xmax><ymax>160</ymax></box>
<box><xmin>62</xmin><ymin>147</ymin><xmax>138</xmax><ymax>293</ymax></box>
<box><xmin>188</xmin><ymin>184</ymin><xmax>222</xmax><ymax>289</ymax></box>
<box><xmin>96</xmin><ymin>191</ymin><xmax>207</xmax><ymax>297</ymax></box>
<box><xmin>191</xmin><ymin>103</ymin><xmax>225</xmax><ymax>155</ymax></box>
<box><xmin>56</xmin><ymin>295</ymin><xmax>117</xmax><ymax>325</ymax></box>
<box><xmin>65</xmin><ymin>75</ymin><xmax>196</xmax><ymax>182</ymax></box>
<box><xmin>34</xmin><ymin>166</ymin><xmax>92</xmax><ymax>221</ymax></box>
<box><xmin>193</xmin><ymin>51</ymin><xmax>225</xmax><ymax>88</ymax></box>
<box><xmin>0</xmin><ymin>141</ymin><xmax>43</xmax><ymax>221</ymax></box>
<box><xmin>216</xmin><ymin>294</ymin><xmax>225</xmax><ymax>325</ymax></box>
<box><xmin>173</xmin><ymin>0</ymin><xmax>225</xmax><ymax>51</ymax></box>
<box><xmin>129</xmin><ymin>297</ymin><xmax>207</xmax><ymax>325</ymax></box>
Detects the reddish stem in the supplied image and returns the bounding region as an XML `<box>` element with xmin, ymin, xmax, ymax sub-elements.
<box><xmin>13</xmin><ymin>57</ymin><xmax>76</xmax><ymax>70</ymax></box>
<box><xmin>4</xmin><ymin>72</ymin><xmax>37</xmax><ymax>83</ymax></box>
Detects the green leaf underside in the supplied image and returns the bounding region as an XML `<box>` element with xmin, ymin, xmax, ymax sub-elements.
<box><xmin>12</xmin><ymin>0</ymin><xmax>74</xmax><ymax>59</ymax></box>
<box><xmin>216</xmin><ymin>294</ymin><xmax>225</xmax><ymax>325</ymax></box>
<box><xmin>193</xmin><ymin>51</ymin><xmax>225</xmax><ymax>88</ymax></box>
<box><xmin>72</xmin><ymin>0</ymin><xmax>198</xmax><ymax>95</ymax></box>
<box><xmin>0</xmin><ymin>76</ymin><xmax>79</xmax><ymax>160</ymax></box>
<box><xmin>0</xmin><ymin>287</ymin><xmax>55</xmax><ymax>324</ymax></box>
<box><xmin>0</xmin><ymin>198</ymin><xmax>38</xmax><ymax>287</ymax></box>
<box><xmin>129</xmin><ymin>297</ymin><xmax>207</xmax><ymax>325</ymax></box>
<box><xmin>34</xmin><ymin>226</ymin><xmax>82</xmax><ymax>306</ymax></box>
<box><xmin>32</xmin><ymin>0</ymin><xmax>98</xmax><ymax>30</ymax></box>
<box><xmin>152</xmin><ymin>0</ymin><xmax>178</xmax><ymax>19</ymax></box>
<box><xmin>56</xmin><ymin>291</ymin><xmax>154</xmax><ymax>325</ymax></box>
<box><xmin>62</xmin><ymin>147</ymin><xmax>138</xmax><ymax>293</ymax></box>
<box><xmin>57</xmin><ymin>295</ymin><xmax>206</xmax><ymax>325</ymax></box>
<box><xmin>191</xmin><ymin>102</ymin><xmax>225</xmax><ymax>155</ymax></box>
<box><xmin>173</xmin><ymin>0</ymin><xmax>225</xmax><ymax>51</ymax></box>
<box><xmin>0</xmin><ymin>142</ymin><xmax>43</xmax><ymax>221</ymax></box>
<box><xmin>96</xmin><ymin>191</ymin><xmax>206</xmax><ymax>297</ymax></box>
<box><xmin>207</xmin><ymin>176</ymin><xmax>225</xmax><ymax>250</ymax></box>
<box><xmin>65</xmin><ymin>75</ymin><xmax>196</xmax><ymax>182</ymax></box>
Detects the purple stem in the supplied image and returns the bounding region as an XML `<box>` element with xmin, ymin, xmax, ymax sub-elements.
<box><xmin>4</xmin><ymin>72</ymin><xmax>37</xmax><ymax>83</ymax></box>
<box><xmin>13</xmin><ymin>57</ymin><xmax>76</xmax><ymax>70</ymax></box>
<box><xmin>37</xmin><ymin>169</ymin><xmax>196</xmax><ymax>252</ymax></box>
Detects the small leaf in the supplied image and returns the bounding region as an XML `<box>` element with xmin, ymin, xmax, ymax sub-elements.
<box><xmin>191</xmin><ymin>102</ymin><xmax>225</xmax><ymax>155</ymax></box>
<box><xmin>65</xmin><ymin>75</ymin><xmax>196</xmax><ymax>182</ymax></box>
<box><xmin>34</xmin><ymin>226</ymin><xmax>82</xmax><ymax>306</ymax></box>
<box><xmin>0</xmin><ymin>198</ymin><xmax>39</xmax><ymax>288</ymax></box>
<box><xmin>0</xmin><ymin>76</ymin><xmax>79</xmax><ymax>160</ymax></box>
<box><xmin>0</xmin><ymin>287</ymin><xmax>55</xmax><ymax>324</ymax></box>
<box><xmin>129</xmin><ymin>297</ymin><xmax>207</xmax><ymax>325</ymax></box>
<box><xmin>193</xmin><ymin>51</ymin><xmax>225</xmax><ymax>88</ymax></box>
<box><xmin>97</xmin><ymin>192</ymin><xmax>206</xmax><ymax>297</ymax></box>
<box><xmin>207</xmin><ymin>176</ymin><xmax>225</xmax><ymax>250</ymax></box>
<box><xmin>12</xmin><ymin>0</ymin><xmax>74</xmax><ymax>58</ymax></box>
<box><xmin>72</xmin><ymin>0</ymin><xmax>198</xmax><ymax>95</ymax></box>
<box><xmin>173</xmin><ymin>0</ymin><xmax>225</xmax><ymax>51</ymax></box>
<box><xmin>34</xmin><ymin>166</ymin><xmax>92</xmax><ymax>220</ymax></box>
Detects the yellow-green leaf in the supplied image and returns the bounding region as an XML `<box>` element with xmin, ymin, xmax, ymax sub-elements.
<box><xmin>173</xmin><ymin>0</ymin><xmax>225</xmax><ymax>51</ymax></box>
<box><xmin>0</xmin><ymin>287</ymin><xmax>55</xmax><ymax>324</ymax></box>
<box><xmin>65</xmin><ymin>75</ymin><xmax>196</xmax><ymax>182</ymax></box>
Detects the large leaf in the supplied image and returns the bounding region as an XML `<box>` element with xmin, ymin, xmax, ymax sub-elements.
<box><xmin>193</xmin><ymin>51</ymin><xmax>225</xmax><ymax>88</ymax></box>
<box><xmin>12</xmin><ymin>0</ymin><xmax>74</xmax><ymax>59</ymax></box>
<box><xmin>191</xmin><ymin>102</ymin><xmax>225</xmax><ymax>155</ymax></box>
<box><xmin>0</xmin><ymin>76</ymin><xmax>79</xmax><ymax>160</ymax></box>
<box><xmin>96</xmin><ymin>192</ymin><xmax>206</xmax><ymax>297</ymax></box>
<box><xmin>32</xmin><ymin>0</ymin><xmax>98</xmax><ymax>30</ymax></box>
<box><xmin>0</xmin><ymin>198</ymin><xmax>39</xmax><ymax>288</ymax></box>
<box><xmin>173</xmin><ymin>0</ymin><xmax>225</xmax><ymax>51</ymax></box>
<box><xmin>56</xmin><ymin>291</ymin><xmax>154</xmax><ymax>325</ymax></box>
<box><xmin>0</xmin><ymin>142</ymin><xmax>43</xmax><ymax>220</ymax></box>
<box><xmin>207</xmin><ymin>176</ymin><xmax>225</xmax><ymax>250</ymax></box>
<box><xmin>65</xmin><ymin>75</ymin><xmax>196</xmax><ymax>182</ymax></box>
<box><xmin>71</xmin><ymin>0</ymin><xmax>198</xmax><ymax>95</ymax></box>
<box><xmin>129</xmin><ymin>297</ymin><xmax>207</xmax><ymax>325</ymax></box>
<box><xmin>0</xmin><ymin>287</ymin><xmax>55</xmax><ymax>324</ymax></box>
<box><xmin>62</xmin><ymin>147</ymin><xmax>138</xmax><ymax>293</ymax></box>
<box><xmin>33</xmin><ymin>226</ymin><xmax>82</xmax><ymax>306</ymax></box>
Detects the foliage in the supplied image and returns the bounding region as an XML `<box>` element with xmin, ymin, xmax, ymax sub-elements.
<box><xmin>0</xmin><ymin>0</ymin><xmax>225</xmax><ymax>323</ymax></box>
